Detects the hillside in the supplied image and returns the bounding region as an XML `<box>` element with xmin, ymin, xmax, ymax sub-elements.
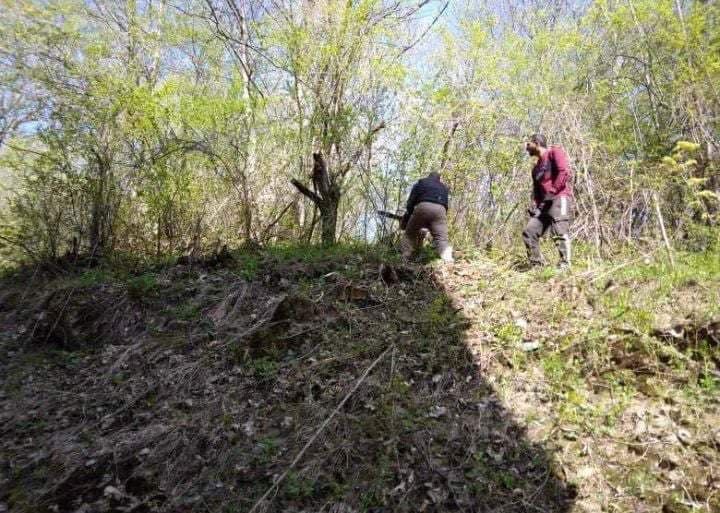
<box><xmin>0</xmin><ymin>246</ymin><xmax>718</xmax><ymax>513</ymax></box>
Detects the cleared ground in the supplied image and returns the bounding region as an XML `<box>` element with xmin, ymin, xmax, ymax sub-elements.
<box><xmin>0</xmin><ymin>245</ymin><xmax>718</xmax><ymax>512</ymax></box>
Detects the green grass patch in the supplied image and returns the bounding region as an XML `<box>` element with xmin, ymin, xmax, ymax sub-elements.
<box><xmin>125</xmin><ymin>273</ymin><xmax>159</xmax><ymax>300</ymax></box>
<box><xmin>233</xmin><ymin>253</ymin><xmax>261</xmax><ymax>279</ymax></box>
<box><xmin>425</xmin><ymin>295</ymin><xmax>456</xmax><ymax>330</ymax></box>
<box><xmin>493</xmin><ymin>322</ymin><xmax>523</xmax><ymax>345</ymax></box>
<box><xmin>541</xmin><ymin>353</ymin><xmax>592</xmax><ymax>425</ymax></box>
<box><xmin>602</xmin><ymin>290</ymin><xmax>654</xmax><ymax>332</ymax></box>
<box><xmin>614</xmin><ymin>250</ymin><xmax>720</xmax><ymax>285</ymax></box>
<box><xmin>256</xmin><ymin>437</ymin><xmax>280</xmax><ymax>464</ymax></box>
<box><xmin>283</xmin><ymin>470</ymin><xmax>316</xmax><ymax>500</ymax></box>
<box><xmin>262</xmin><ymin>241</ymin><xmax>388</xmax><ymax>265</ymax></box>
<box><xmin>169</xmin><ymin>302</ymin><xmax>201</xmax><ymax>321</ymax></box>
<box><xmin>248</xmin><ymin>356</ymin><xmax>279</xmax><ymax>378</ymax></box>
<box><xmin>75</xmin><ymin>268</ymin><xmax>113</xmax><ymax>287</ymax></box>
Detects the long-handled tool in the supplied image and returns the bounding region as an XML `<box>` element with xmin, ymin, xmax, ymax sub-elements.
<box><xmin>376</xmin><ymin>210</ymin><xmax>404</xmax><ymax>221</ymax></box>
<box><xmin>377</xmin><ymin>210</ymin><xmax>412</xmax><ymax>231</ymax></box>
<box><xmin>377</xmin><ymin>210</ymin><xmax>431</xmax><ymax>238</ymax></box>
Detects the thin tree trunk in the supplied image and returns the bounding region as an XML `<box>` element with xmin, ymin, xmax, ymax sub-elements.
<box><xmin>306</xmin><ymin>206</ymin><xmax>318</xmax><ymax>243</ymax></box>
<box><xmin>291</xmin><ymin>152</ymin><xmax>341</xmax><ymax>245</ymax></box>
<box><xmin>319</xmin><ymin>203</ymin><xmax>338</xmax><ymax>246</ymax></box>
<box><xmin>239</xmin><ymin>5</ymin><xmax>256</xmax><ymax>243</ymax></box>
<box><xmin>653</xmin><ymin>192</ymin><xmax>675</xmax><ymax>269</ymax></box>
<box><xmin>89</xmin><ymin>151</ymin><xmax>109</xmax><ymax>255</ymax></box>
<box><xmin>582</xmin><ymin>155</ymin><xmax>602</xmax><ymax>255</ymax></box>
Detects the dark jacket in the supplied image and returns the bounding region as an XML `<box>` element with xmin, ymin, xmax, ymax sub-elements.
<box><xmin>402</xmin><ymin>174</ymin><xmax>449</xmax><ymax>227</ymax></box>
<box><xmin>532</xmin><ymin>145</ymin><xmax>573</xmax><ymax>205</ymax></box>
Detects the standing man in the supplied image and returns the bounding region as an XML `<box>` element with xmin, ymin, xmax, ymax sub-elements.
<box><xmin>401</xmin><ymin>172</ymin><xmax>453</xmax><ymax>263</ymax></box>
<box><xmin>522</xmin><ymin>134</ymin><xmax>574</xmax><ymax>269</ymax></box>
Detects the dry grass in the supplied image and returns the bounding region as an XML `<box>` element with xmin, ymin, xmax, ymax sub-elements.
<box><xmin>442</xmin><ymin>248</ymin><xmax>720</xmax><ymax>513</ymax></box>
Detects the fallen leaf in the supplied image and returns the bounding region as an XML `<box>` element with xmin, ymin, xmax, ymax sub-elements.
<box><xmin>243</xmin><ymin>420</ymin><xmax>255</xmax><ymax>437</ymax></box>
<box><xmin>521</xmin><ymin>341</ymin><xmax>541</xmax><ymax>352</ymax></box>
<box><xmin>103</xmin><ymin>486</ymin><xmax>122</xmax><ymax>500</ymax></box>
<box><xmin>428</xmin><ymin>406</ymin><xmax>448</xmax><ymax>418</ymax></box>
<box><xmin>677</xmin><ymin>428</ymin><xmax>692</xmax><ymax>445</ymax></box>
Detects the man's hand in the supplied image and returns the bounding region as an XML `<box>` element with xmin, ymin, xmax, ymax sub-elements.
<box><xmin>527</xmin><ymin>205</ymin><xmax>540</xmax><ymax>217</ymax></box>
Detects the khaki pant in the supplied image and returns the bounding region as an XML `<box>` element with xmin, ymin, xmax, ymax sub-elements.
<box><xmin>401</xmin><ymin>202</ymin><xmax>453</xmax><ymax>262</ymax></box>
<box><xmin>522</xmin><ymin>196</ymin><xmax>572</xmax><ymax>266</ymax></box>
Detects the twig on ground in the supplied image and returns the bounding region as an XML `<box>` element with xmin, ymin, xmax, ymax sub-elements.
<box><xmin>247</xmin><ymin>344</ymin><xmax>395</xmax><ymax>513</ymax></box>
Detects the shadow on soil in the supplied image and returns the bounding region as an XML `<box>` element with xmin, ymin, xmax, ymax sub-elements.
<box><xmin>0</xmin><ymin>249</ymin><xmax>576</xmax><ymax>512</ymax></box>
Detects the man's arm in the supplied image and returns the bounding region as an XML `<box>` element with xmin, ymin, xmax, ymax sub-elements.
<box><xmin>405</xmin><ymin>182</ymin><xmax>420</xmax><ymax>215</ymax></box>
<box><xmin>401</xmin><ymin>182</ymin><xmax>420</xmax><ymax>229</ymax></box>
<box><xmin>549</xmin><ymin>146</ymin><xmax>571</xmax><ymax>194</ymax></box>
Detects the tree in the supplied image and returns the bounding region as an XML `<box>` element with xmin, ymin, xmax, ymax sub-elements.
<box><xmin>275</xmin><ymin>0</ymin><xmax>426</xmax><ymax>244</ymax></box>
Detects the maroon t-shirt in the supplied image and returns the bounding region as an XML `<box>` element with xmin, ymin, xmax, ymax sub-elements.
<box><xmin>532</xmin><ymin>145</ymin><xmax>573</xmax><ymax>205</ymax></box>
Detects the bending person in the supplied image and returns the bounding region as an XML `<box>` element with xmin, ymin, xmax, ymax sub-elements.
<box><xmin>400</xmin><ymin>172</ymin><xmax>453</xmax><ymax>263</ymax></box>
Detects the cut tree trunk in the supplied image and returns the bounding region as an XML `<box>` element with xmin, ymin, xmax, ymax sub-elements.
<box><xmin>319</xmin><ymin>202</ymin><xmax>338</xmax><ymax>246</ymax></box>
<box><xmin>290</xmin><ymin>125</ymin><xmax>384</xmax><ymax>245</ymax></box>
<box><xmin>291</xmin><ymin>152</ymin><xmax>341</xmax><ymax>246</ymax></box>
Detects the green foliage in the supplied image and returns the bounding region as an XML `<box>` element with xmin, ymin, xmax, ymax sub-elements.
<box><xmin>615</xmin><ymin>250</ymin><xmax>720</xmax><ymax>289</ymax></box>
<box><xmin>248</xmin><ymin>357</ymin><xmax>278</xmax><ymax>378</ymax></box>
<box><xmin>679</xmin><ymin>223</ymin><xmax>719</xmax><ymax>252</ymax></box>
<box><xmin>263</xmin><ymin>241</ymin><xmax>389</xmax><ymax>266</ymax></box>
<box><xmin>493</xmin><ymin>323</ymin><xmax>523</xmax><ymax>345</ymax></box>
<box><xmin>425</xmin><ymin>295</ymin><xmax>456</xmax><ymax>331</ymax></box>
<box><xmin>233</xmin><ymin>253</ymin><xmax>261</xmax><ymax>280</ymax></box>
<box><xmin>126</xmin><ymin>273</ymin><xmax>159</xmax><ymax>301</ymax></box>
<box><xmin>76</xmin><ymin>269</ymin><xmax>112</xmax><ymax>287</ymax></box>
<box><xmin>283</xmin><ymin>471</ymin><xmax>316</xmax><ymax>500</ymax></box>
<box><xmin>0</xmin><ymin>0</ymin><xmax>719</xmax><ymax>258</ymax></box>
<box><xmin>256</xmin><ymin>436</ymin><xmax>280</xmax><ymax>464</ymax></box>
<box><xmin>171</xmin><ymin>302</ymin><xmax>201</xmax><ymax>321</ymax></box>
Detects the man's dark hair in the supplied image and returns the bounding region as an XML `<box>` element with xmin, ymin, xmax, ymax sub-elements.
<box><xmin>530</xmin><ymin>133</ymin><xmax>547</xmax><ymax>148</ymax></box>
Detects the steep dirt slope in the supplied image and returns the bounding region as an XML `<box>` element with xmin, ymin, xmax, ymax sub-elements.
<box><xmin>0</xmin><ymin>248</ymin><xmax>718</xmax><ymax>513</ymax></box>
<box><xmin>0</xmin><ymin>252</ymin><xmax>573</xmax><ymax>513</ymax></box>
